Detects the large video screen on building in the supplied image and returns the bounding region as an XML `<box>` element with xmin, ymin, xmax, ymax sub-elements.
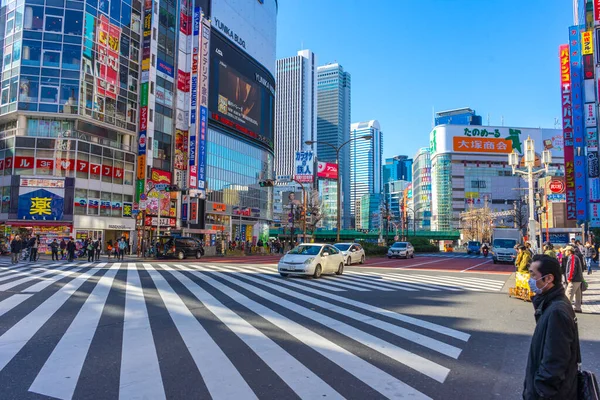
<box><xmin>209</xmin><ymin>32</ymin><xmax>275</xmax><ymax>149</ymax></box>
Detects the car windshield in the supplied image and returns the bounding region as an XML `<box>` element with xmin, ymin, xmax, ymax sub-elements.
<box><xmin>392</xmin><ymin>243</ymin><xmax>407</xmax><ymax>248</ymax></box>
<box><xmin>334</xmin><ymin>244</ymin><xmax>351</xmax><ymax>251</ymax></box>
<box><xmin>288</xmin><ymin>245</ymin><xmax>322</xmax><ymax>255</ymax></box>
<box><xmin>469</xmin><ymin>241</ymin><xmax>481</xmax><ymax>247</ymax></box>
<box><xmin>493</xmin><ymin>239</ymin><xmax>517</xmax><ymax>249</ymax></box>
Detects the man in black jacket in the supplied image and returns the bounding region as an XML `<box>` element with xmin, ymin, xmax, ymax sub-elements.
<box><xmin>66</xmin><ymin>238</ymin><xmax>76</xmax><ymax>262</ymax></box>
<box><xmin>564</xmin><ymin>246</ymin><xmax>584</xmax><ymax>313</ymax></box>
<box><xmin>523</xmin><ymin>255</ymin><xmax>579</xmax><ymax>400</ymax></box>
<box><xmin>10</xmin><ymin>235</ymin><xmax>23</xmax><ymax>264</ymax></box>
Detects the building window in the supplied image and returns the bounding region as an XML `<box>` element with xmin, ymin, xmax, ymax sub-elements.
<box><xmin>471</xmin><ymin>180</ymin><xmax>486</xmax><ymax>189</ymax></box>
<box><xmin>42</xmin><ymin>50</ymin><xmax>61</xmax><ymax>68</ymax></box>
<box><xmin>39</xmin><ymin>86</ymin><xmax>59</xmax><ymax>103</ymax></box>
<box><xmin>24</xmin><ymin>6</ymin><xmax>44</xmax><ymax>30</ymax></box>
<box><xmin>19</xmin><ymin>77</ymin><xmax>39</xmax><ymax>102</ymax></box>
<box><xmin>45</xmin><ymin>15</ymin><xmax>63</xmax><ymax>33</ymax></box>
<box><xmin>64</xmin><ymin>10</ymin><xmax>83</xmax><ymax>36</ymax></box>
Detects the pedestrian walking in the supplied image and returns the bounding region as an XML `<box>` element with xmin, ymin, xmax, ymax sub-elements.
<box><xmin>50</xmin><ymin>239</ymin><xmax>59</xmax><ymax>261</ymax></box>
<box><xmin>575</xmin><ymin>239</ymin><xmax>586</xmax><ymax>256</ymax></box>
<box><xmin>543</xmin><ymin>243</ymin><xmax>557</xmax><ymax>259</ymax></box>
<box><xmin>584</xmin><ymin>241</ymin><xmax>596</xmax><ymax>275</ymax></box>
<box><xmin>66</xmin><ymin>237</ymin><xmax>76</xmax><ymax>262</ymax></box>
<box><xmin>87</xmin><ymin>240</ymin><xmax>95</xmax><ymax>262</ymax></box>
<box><xmin>107</xmin><ymin>240</ymin><xmax>113</xmax><ymax>259</ymax></box>
<box><xmin>59</xmin><ymin>238</ymin><xmax>66</xmax><ymax>260</ymax></box>
<box><xmin>29</xmin><ymin>235</ymin><xmax>40</xmax><ymax>262</ymax></box>
<box><xmin>564</xmin><ymin>246</ymin><xmax>584</xmax><ymax>313</ymax></box>
<box><xmin>94</xmin><ymin>239</ymin><xmax>101</xmax><ymax>261</ymax></box>
<box><xmin>10</xmin><ymin>235</ymin><xmax>22</xmax><ymax>264</ymax></box>
<box><xmin>523</xmin><ymin>254</ymin><xmax>579</xmax><ymax>400</ymax></box>
<box><xmin>118</xmin><ymin>238</ymin><xmax>126</xmax><ymax>260</ymax></box>
<box><xmin>516</xmin><ymin>245</ymin><xmax>531</xmax><ymax>273</ymax></box>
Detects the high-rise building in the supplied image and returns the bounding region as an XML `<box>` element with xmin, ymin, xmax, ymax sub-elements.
<box><xmin>411</xmin><ymin>147</ymin><xmax>432</xmax><ymax>230</ymax></box>
<box><xmin>275</xmin><ymin>50</ymin><xmax>317</xmax><ymax>177</ymax></box>
<box><xmin>383</xmin><ymin>155</ymin><xmax>412</xmax><ymax>184</ymax></box>
<box><xmin>435</xmin><ymin>108</ymin><xmax>482</xmax><ymax>126</ymax></box>
<box><xmin>350</xmin><ymin>120</ymin><xmax>383</xmax><ymax>224</ymax></box>
<box><xmin>317</xmin><ymin>63</ymin><xmax>351</xmax><ymax>228</ymax></box>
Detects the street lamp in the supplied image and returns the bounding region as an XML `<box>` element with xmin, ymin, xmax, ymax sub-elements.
<box><xmin>305</xmin><ymin>134</ymin><xmax>373</xmax><ymax>242</ymax></box>
<box><xmin>508</xmin><ymin>136</ymin><xmax>552</xmax><ymax>251</ymax></box>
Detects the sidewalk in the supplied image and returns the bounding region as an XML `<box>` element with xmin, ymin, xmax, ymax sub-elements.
<box><xmin>583</xmin><ymin>273</ymin><xmax>600</xmax><ymax>314</ymax></box>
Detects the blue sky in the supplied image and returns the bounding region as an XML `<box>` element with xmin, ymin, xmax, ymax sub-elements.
<box><xmin>276</xmin><ymin>0</ymin><xmax>573</xmax><ymax>160</ymax></box>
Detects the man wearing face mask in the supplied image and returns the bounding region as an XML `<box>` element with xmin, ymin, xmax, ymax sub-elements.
<box><xmin>523</xmin><ymin>255</ymin><xmax>579</xmax><ymax>400</ymax></box>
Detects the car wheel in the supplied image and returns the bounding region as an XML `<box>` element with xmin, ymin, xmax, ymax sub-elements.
<box><xmin>196</xmin><ymin>251</ymin><xmax>202</xmax><ymax>259</ymax></box>
<box><xmin>360</xmin><ymin>255</ymin><xmax>365</xmax><ymax>264</ymax></box>
<box><xmin>411</xmin><ymin>252</ymin><xmax>414</xmax><ymax>259</ymax></box>
<box><xmin>346</xmin><ymin>257</ymin><xmax>352</xmax><ymax>266</ymax></box>
<box><xmin>177</xmin><ymin>251</ymin><xmax>185</xmax><ymax>260</ymax></box>
<box><xmin>280</xmin><ymin>273</ymin><xmax>289</xmax><ymax>277</ymax></box>
<box><xmin>336</xmin><ymin>263</ymin><xmax>344</xmax><ymax>275</ymax></box>
<box><xmin>313</xmin><ymin>264</ymin><xmax>322</xmax><ymax>279</ymax></box>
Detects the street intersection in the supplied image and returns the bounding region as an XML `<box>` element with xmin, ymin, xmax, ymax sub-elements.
<box><xmin>0</xmin><ymin>257</ymin><xmax>598</xmax><ymax>400</ymax></box>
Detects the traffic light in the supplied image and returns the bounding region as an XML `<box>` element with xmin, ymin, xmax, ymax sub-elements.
<box><xmin>259</xmin><ymin>179</ymin><xmax>274</xmax><ymax>187</ymax></box>
<box><xmin>165</xmin><ymin>185</ymin><xmax>179</xmax><ymax>192</ymax></box>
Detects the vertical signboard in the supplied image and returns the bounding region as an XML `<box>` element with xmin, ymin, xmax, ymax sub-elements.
<box><xmin>569</xmin><ymin>26</ymin><xmax>588</xmax><ymax>221</ymax></box>
<box><xmin>188</xmin><ymin>7</ymin><xmax>201</xmax><ymax>189</ymax></box>
<box><xmin>174</xmin><ymin>0</ymin><xmax>191</xmax><ymax>195</ymax></box>
<box><xmin>294</xmin><ymin>151</ymin><xmax>314</xmax><ymax>183</ymax></box>
<box><xmin>198</xmin><ymin>19</ymin><xmax>210</xmax><ymax>190</ymax></box>
<box><xmin>560</xmin><ymin>44</ymin><xmax>576</xmax><ymax>220</ymax></box>
<box><xmin>596</xmin><ymin>0</ymin><xmax>600</xmax><ymax>26</ymax></box>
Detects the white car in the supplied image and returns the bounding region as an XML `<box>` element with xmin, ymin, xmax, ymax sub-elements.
<box><xmin>387</xmin><ymin>242</ymin><xmax>415</xmax><ymax>259</ymax></box>
<box><xmin>334</xmin><ymin>243</ymin><xmax>366</xmax><ymax>265</ymax></box>
<box><xmin>278</xmin><ymin>244</ymin><xmax>345</xmax><ymax>278</ymax></box>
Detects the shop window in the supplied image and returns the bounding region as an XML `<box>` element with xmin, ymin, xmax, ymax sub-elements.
<box><xmin>42</xmin><ymin>50</ymin><xmax>61</xmax><ymax>68</ymax></box>
<box><xmin>24</xmin><ymin>6</ymin><xmax>44</xmax><ymax>30</ymax></box>
<box><xmin>61</xmin><ymin>45</ymin><xmax>81</xmax><ymax>70</ymax></box>
<box><xmin>45</xmin><ymin>15</ymin><xmax>63</xmax><ymax>33</ymax></box>
<box><xmin>64</xmin><ymin>10</ymin><xmax>82</xmax><ymax>35</ymax></box>
<box><xmin>39</xmin><ymin>86</ymin><xmax>58</xmax><ymax>103</ymax></box>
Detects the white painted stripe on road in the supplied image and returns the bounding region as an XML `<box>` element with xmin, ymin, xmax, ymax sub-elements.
<box><xmin>344</xmin><ymin>271</ymin><xmax>435</xmax><ymax>291</ymax></box>
<box><xmin>144</xmin><ymin>264</ymin><xmax>257</xmax><ymax>400</ymax></box>
<box><xmin>205</xmin><ymin>264</ymin><xmax>470</xmax><ymax>341</ymax></box>
<box><xmin>0</xmin><ymin>264</ymin><xmax>42</xmax><ymax>279</ymax></box>
<box><xmin>0</xmin><ymin>265</ymin><xmax>74</xmax><ymax>292</ymax></box>
<box><xmin>332</xmin><ymin>274</ymin><xmax>421</xmax><ymax>291</ymax></box>
<box><xmin>0</xmin><ymin>263</ymin><xmax>61</xmax><ymax>281</ymax></box>
<box><xmin>29</xmin><ymin>263</ymin><xmax>121</xmax><ymax>400</ymax></box>
<box><xmin>380</xmin><ymin>274</ymin><xmax>480</xmax><ymax>291</ymax></box>
<box><xmin>408</xmin><ymin>275</ymin><xmax>501</xmax><ymax>291</ymax></box>
<box><xmin>460</xmin><ymin>260</ymin><xmax>493</xmax><ymax>272</ymax></box>
<box><xmin>0</xmin><ymin>266</ymin><xmax>102</xmax><ymax>371</ymax></box>
<box><xmin>184</xmin><ymin>265</ymin><xmax>431</xmax><ymax>399</ymax></box>
<box><xmin>320</xmin><ymin>275</ymin><xmax>396</xmax><ymax>291</ymax></box>
<box><xmin>0</xmin><ymin>294</ymin><xmax>33</xmax><ymax>317</ymax></box>
<box><xmin>120</xmin><ymin>264</ymin><xmax>165</xmax><ymax>400</ymax></box>
<box><xmin>24</xmin><ymin>267</ymin><xmax>87</xmax><ymax>293</ymax></box>
<box><xmin>370</xmin><ymin>272</ymin><xmax>464</xmax><ymax>292</ymax></box>
<box><xmin>164</xmin><ymin>264</ymin><xmax>342</xmax><ymax>399</ymax></box>
<box><xmin>200</xmin><ymin>265</ymin><xmax>462</xmax><ymax>359</ymax></box>
<box><xmin>193</xmin><ymin>265</ymin><xmax>450</xmax><ymax>383</ymax></box>
<box><xmin>437</xmin><ymin>274</ymin><xmax>505</xmax><ymax>287</ymax></box>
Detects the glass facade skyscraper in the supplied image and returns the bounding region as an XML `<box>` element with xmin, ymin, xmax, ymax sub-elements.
<box><xmin>316</xmin><ymin>63</ymin><xmax>350</xmax><ymax>228</ymax></box>
<box><xmin>411</xmin><ymin>147</ymin><xmax>432</xmax><ymax>230</ymax></box>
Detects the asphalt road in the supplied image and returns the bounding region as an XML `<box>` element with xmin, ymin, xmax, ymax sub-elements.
<box><xmin>0</xmin><ymin>258</ymin><xmax>598</xmax><ymax>400</ymax></box>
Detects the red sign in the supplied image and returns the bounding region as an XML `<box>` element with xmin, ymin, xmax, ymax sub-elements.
<box><xmin>549</xmin><ymin>179</ymin><xmax>565</xmax><ymax>194</ymax></box>
<box><xmin>144</xmin><ymin>216</ymin><xmax>177</xmax><ymax>227</ymax></box>
<box><xmin>139</xmin><ymin>106</ymin><xmax>148</xmax><ymax>131</ymax></box>
<box><xmin>596</xmin><ymin>0</ymin><xmax>600</xmax><ymax>23</ymax></box>
<box><xmin>113</xmin><ymin>167</ymin><xmax>124</xmax><ymax>179</ymax></box>
<box><xmin>55</xmin><ymin>159</ymin><xmax>74</xmax><ymax>171</ymax></box>
<box><xmin>317</xmin><ymin>162</ymin><xmax>339</xmax><ymax>179</ymax></box>
<box><xmin>102</xmin><ymin>165</ymin><xmax>113</xmax><ymax>177</ymax></box>
<box><xmin>5</xmin><ymin>156</ymin><xmax>13</xmax><ymax>170</ymax></box>
<box><xmin>36</xmin><ymin>159</ymin><xmax>53</xmax><ymax>171</ymax></box>
<box><xmin>190</xmin><ymin>201</ymin><xmax>198</xmax><ymax>221</ymax></box>
<box><xmin>560</xmin><ymin>44</ymin><xmax>576</xmax><ymax>220</ymax></box>
<box><xmin>76</xmin><ymin>160</ymin><xmax>90</xmax><ymax>173</ymax></box>
<box><xmin>14</xmin><ymin>156</ymin><xmax>34</xmax><ymax>169</ymax></box>
<box><xmin>0</xmin><ymin>159</ymin><xmax>4</xmax><ymax>171</ymax></box>
<box><xmin>151</xmin><ymin>168</ymin><xmax>171</xmax><ymax>184</ymax></box>
<box><xmin>177</xmin><ymin>71</ymin><xmax>190</xmax><ymax>92</ymax></box>
<box><xmin>90</xmin><ymin>164</ymin><xmax>101</xmax><ymax>175</ymax></box>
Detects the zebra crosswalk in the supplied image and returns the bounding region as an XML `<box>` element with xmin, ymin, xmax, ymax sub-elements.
<box><xmin>0</xmin><ymin>261</ymin><xmax>476</xmax><ymax>399</ymax></box>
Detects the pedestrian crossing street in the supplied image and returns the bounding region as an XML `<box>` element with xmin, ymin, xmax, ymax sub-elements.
<box><xmin>0</xmin><ymin>261</ymin><xmax>487</xmax><ymax>399</ymax></box>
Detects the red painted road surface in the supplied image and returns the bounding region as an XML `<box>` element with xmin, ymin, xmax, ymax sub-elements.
<box><xmin>188</xmin><ymin>254</ymin><xmax>514</xmax><ymax>274</ymax></box>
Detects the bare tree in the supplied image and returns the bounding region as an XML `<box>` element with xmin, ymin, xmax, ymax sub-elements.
<box><xmin>460</xmin><ymin>199</ymin><xmax>493</xmax><ymax>243</ymax></box>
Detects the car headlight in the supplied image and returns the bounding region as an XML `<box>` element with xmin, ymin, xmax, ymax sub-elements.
<box><xmin>304</xmin><ymin>257</ymin><xmax>315</xmax><ymax>264</ymax></box>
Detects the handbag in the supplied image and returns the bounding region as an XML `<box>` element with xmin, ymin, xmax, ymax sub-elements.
<box><xmin>582</xmin><ymin>280</ymin><xmax>589</xmax><ymax>292</ymax></box>
<box><xmin>576</xmin><ymin>318</ymin><xmax>600</xmax><ymax>400</ymax></box>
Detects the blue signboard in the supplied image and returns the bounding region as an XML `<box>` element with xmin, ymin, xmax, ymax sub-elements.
<box><xmin>198</xmin><ymin>105</ymin><xmax>207</xmax><ymax>185</ymax></box>
<box><xmin>569</xmin><ymin>25</ymin><xmax>588</xmax><ymax>221</ymax></box>
<box><xmin>156</xmin><ymin>58</ymin><xmax>175</xmax><ymax>79</ymax></box>
<box><xmin>17</xmin><ymin>189</ymin><xmax>64</xmax><ymax>220</ymax></box>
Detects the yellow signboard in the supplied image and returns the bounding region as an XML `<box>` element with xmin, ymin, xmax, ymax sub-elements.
<box><xmin>582</xmin><ymin>30</ymin><xmax>593</xmax><ymax>55</ymax></box>
<box><xmin>137</xmin><ymin>155</ymin><xmax>146</xmax><ymax>180</ymax></box>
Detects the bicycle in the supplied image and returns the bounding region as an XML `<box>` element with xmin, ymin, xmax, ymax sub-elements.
<box><xmin>20</xmin><ymin>248</ymin><xmax>40</xmax><ymax>262</ymax></box>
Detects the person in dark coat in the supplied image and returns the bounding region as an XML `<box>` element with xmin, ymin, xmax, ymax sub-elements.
<box><xmin>10</xmin><ymin>235</ymin><xmax>23</xmax><ymax>264</ymax></box>
<box><xmin>50</xmin><ymin>239</ymin><xmax>59</xmax><ymax>261</ymax></box>
<box><xmin>59</xmin><ymin>239</ymin><xmax>67</xmax><ymax>259</ymax></box>
<box><xmin>66</xmin><ymin>238</ymin><xmax>76</xmax><ymax>262</ymax></box>
<box><xmin>523</xmin><ymin>255</ymin><xmax>579</xmax><ymax>400</ymax></box>
<box><xmin>564</xmin><ymin>246</ymin><xmax>584</xmax><ymax>313</ymax></box>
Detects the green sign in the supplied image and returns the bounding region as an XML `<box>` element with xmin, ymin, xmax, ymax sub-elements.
<box><xmin>463</xmin><ymin>128</ymin><xmax>502</xmax><ymax>138</ymax></box>
<box><xmin>430</xmin><ymin>129</ymin><xmax>437</xmax><ymax>154</ymax></box>
<box><xmin>140</xmin><ymin>83</ymin><xmax>149</xmax><ymax>107</ymax></box>
<box><xmin>463</xmin><ymin>127</ymin><xmax>523</xmax><ymax>153</ymax></box>
<box><xmin>135</xmin><ymin>179</ymin><xmax>144</xmax><ymax>203</ymax></box>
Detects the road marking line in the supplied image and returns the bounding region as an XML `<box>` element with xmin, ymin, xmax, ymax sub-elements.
<box><xmin>460</xmin><ymin>260</ymin><xmax>493</xmax><ymax>273</ymax></box>
<box><xmin>0</xmin><ymin>267</ymin><xmax>102</xmax><ymax>371</ymax></box>
<box><xmin>185</xmin><ymin>264</ymin><xmax>431</xmax><ymax>398</ymax></box>
<box><xmin>0</xmin><ymin>294</ymin><xmax>33</xmax><ymax>317</ymax></box>
<box><xmin>332</xmin><ymin>274</ymin><xmax>420</xmax><ymax>291</ymax></box>
<box><xmin>119</xmin><ymin>264</ymin><xmax>166</xmax><ymax>400</ymax></box>
<box><xmin>164</xmin><ymin>265</ymin><xmax>342</xmax><ymax>399</ymax></box>
<box><xmin>0</xmin><ymin>265</ymin><xmax>76</xmax><ymax>292</ymax></box>
<box><xmin>346</xmin><ymin>271</ymin><xmax>440</xmax><ymax>292</ymax></box>
<box><xmin>367</xmin><ymin>272</ymin><xmax>464</xmax><ymax>292</ymax></box>
<box><xmin>320</xmin><ymin>275</ymin><xmax>394</xmax><ymax>291</ymax></box>
<box><xmin>144</xmin><ymin>264</ymin><xmax>256</xmax><ymax>400</ymax></box>
<box><xmin>29</xmin><ymin>264</ymin><xmax>120</xmax><ymax>400</ymax></box>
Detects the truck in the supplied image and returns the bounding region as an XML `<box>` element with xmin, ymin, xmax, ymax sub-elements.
<box><xmin>490</xmin><ymin>228</ymin><xmax>522</xmax><ymax>264</ymax></box>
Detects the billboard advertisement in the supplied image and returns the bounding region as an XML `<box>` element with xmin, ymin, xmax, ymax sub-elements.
<box><xmin>587</xmin><ymin>128</ymin><xmax>598</xmax><ymax>149</ymax></box>
<box><xmin>188</xmin><ymin>7</ymin><xmax>202</xmax><ymax>189</ymax></box>
<box><xmin>586</xmin><ymin>103</ymin><xmax>597</xmax><ymax>127</ymax></box>
<box><xmin>317</xmin><ymin>162</ymin><xmax>338</xmax><ymax>179</ymax></box>
<box><xmin>569</xmin><ymin>26</ymin><xmax>587</xmax><ymax>220</ymax></box>
<box><xmin>294</xmin><ymin>151</ymin><xmax>314</xmax><ymax>184</ymax></box>
<box><xmin>96</xmin><ymin>15</ymin><xmax>120</xmax><ymax>100</ymax></box>
<box><xmin>588</xmin><ymin>151</ymin><xmax>600</xmax><ymax>178</ymax></box>
<box><xmin>198</xmin><ymin>20</ymin><xmax>211</xmax><ymax>190</ymax></box>
<box><xmin>210</xmin><ymin>0</ymin><xmax>277</xmax><ymax>76</ymax></box>
<box><xmin>17</xmin><ymin>188</ymin><xmax>65</xmax><ymax>221</ymax></box>
<box><xmin>560</xmin><ymin>43</ymin><xmax>576</xmax><ymax>220</ymax></box>
<box><xmin>208</xmin><ymin>31</ymin><xmax>275</xmax><ymax>149</ymax></box>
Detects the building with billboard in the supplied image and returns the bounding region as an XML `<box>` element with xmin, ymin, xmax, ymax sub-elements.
<box><xmin>429</xmin><ymin>125</ymin><xmax>566</xmax><ymax>232</ymax></box>
<box><xmin>434</xmin><ymin>108</ymin><xmax>482</xmax><ymax>126</ymax></box>
<box><xmin>350</xmin><ymin>120</ymin><xmax>383</xmax><ymax>225</ymax></box>
<box><xmin>274</xmin><ymin>49</ymin><xmax>317</xmax><ymax>178</ymax></box>
<box><xmin>317</xmin><ymin>63</ymin><xmax>351</xmax><ymax>228</ymax></box>
<box><xmin>205</xmin><ymin>0</ymin><xmax>277</xmax><ymax>244</ymax></box>
<box><xmin>412</xmin><ymin>147</ymin><xmax>432</xmax><ymax>230</ymax></box>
